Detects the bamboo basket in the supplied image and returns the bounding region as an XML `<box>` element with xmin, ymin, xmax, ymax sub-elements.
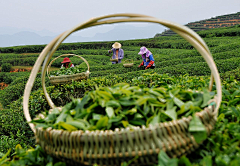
<box><xmin>47</xmin><ymin>54</ymin><xmax>90</xmax><ymax>85</ymax></box>
<box><xmin>110</xmin><ymin>58</ymin><xmax>118</xmax><ymax>62</ymax></box>
<box><xmin>123</xmin><ymin>59</ymin><xmax>134</xmax><ymax>68</ymax></box>
<box><xmin>23</xmin><ymin>13</ymin><xmax>222</xmax><ymax>166</ymax></box>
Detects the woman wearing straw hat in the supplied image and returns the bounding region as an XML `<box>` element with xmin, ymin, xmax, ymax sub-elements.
<box><xmin>138</xmin><ymin>46</ymin><xmax>155</xmax><ymax>69</ymax></box>
<box><xmin>108</xmin><ymin>42</ymin><xmax>124</xmax><ymax>64</ymax></box>
<box><xmin>61</xmin><ymin>57</ymin><xmax>75</xmax><ymax>68</ymax></box>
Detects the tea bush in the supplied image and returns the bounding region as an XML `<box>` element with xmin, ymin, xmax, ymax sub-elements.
<box><xmin>1</xmin><ymin>63</ymin><xmax>12</xmax><ymax>72</ymax></box>
<box><xmin>0</xmin><ymin>73</ymin><xmax>12</xmax><ymax>84</ymax></box>
<box><xmin>0</xmin><ymin>73</ymin><xmax>50</xmax><ymax>108</ymax></box>
<box><xmin>0</xmin><ymin>109</ymin><xmax>35</xmax><ymax>155</ymax></box>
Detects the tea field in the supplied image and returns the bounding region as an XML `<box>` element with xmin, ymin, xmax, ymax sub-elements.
<box><xmin>0</xmin><ymin>25</ymin><xmax>240</xmax><ymax>166</ymax></box>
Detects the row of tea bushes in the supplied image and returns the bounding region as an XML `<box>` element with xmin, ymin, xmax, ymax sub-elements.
<box><xmin>2</xmin><ymin>72</ymin><xmax>240</xmax><ymax>165</ymax></box>
<box><xmin>0</xmin><ymin>73</ymin><xmax>50</xmax><ymax>108</ymax></box>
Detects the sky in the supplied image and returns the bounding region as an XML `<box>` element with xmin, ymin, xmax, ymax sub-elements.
<box><xmin>1</xmin><ymin>0</ymin><xmax>240</xmax><ymax>41</ymax></box>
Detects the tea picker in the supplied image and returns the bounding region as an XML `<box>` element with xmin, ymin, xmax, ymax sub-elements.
<box><xmin>61</xmin><ymin>57</ymin><xmax>74</xmax><ymax>68</ymax></box>
<box><xmin>108</xmin><ymin>42</ymin><xmax>124</xmax><ymax>64</ymax></box>
<box><xmin>138</xmin><ymin>46</ymin><xmax>155</xmax><ymax>69</ymax></box>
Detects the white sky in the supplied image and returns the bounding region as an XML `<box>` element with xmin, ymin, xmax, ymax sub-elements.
<box><xmin>1</xmin><ymin>0</ymin><xmax>240</xmax><ymax>36</ymax></box>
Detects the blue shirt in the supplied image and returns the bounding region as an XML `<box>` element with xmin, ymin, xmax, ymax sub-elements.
<box><xmin>143</xmin><ymin>54</ymin><xmax>155</xmax><ymax>66</ymax></box>
<box><xmin>108</xmin><ymin>48</ymin><xmax>124</xmax><ymax>64</ymax></box>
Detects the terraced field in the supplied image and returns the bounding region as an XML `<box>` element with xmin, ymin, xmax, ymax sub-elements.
<box><xmin>0</xmin><ymin>25</ymin><xmax>240</xmax><ymax>166</ymax></box>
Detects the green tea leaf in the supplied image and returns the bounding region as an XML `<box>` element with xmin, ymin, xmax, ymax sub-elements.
<box><xmin>0</xmin><ymin>148</ymin><xmax>11</xmax><ymax>165</ymax></box>
<box><xmin>75</xmin><ymin>119</ymin><xmax>90</xmax><ymax>127</ymax></box>
<box><xmin>92</xmin><ymin>113</ymin><xmax>102</xmax><ymax>120</ymax></box>
<box><xmin>129</xmin><ymin>119</ymin><xmax>145</xmax><ymax>126</ymax></box>
<box><xmin>66</xmin><ymin>115</ymin><xmax>74</xmax><ymax>122</ymax></box>
<box><xmin>55</xmin><ymin>109</ymin><xmax>68</xmax><ymax>124</ymax></box>
<box><xmin>170</xmin><ymin>92</ymin><xmax>184</xmax><ymax>108</ymax></box>
<box><xmin>53</xmin><ymin>162</ymin><xmax>67</xmax><ymax>166</ymax></box>
<box><xmin>97</xmin><ymin>91</ymin><xmax>114</xmax><ymax>100</ymax></box>
<box><xmin>106</xmin><ymin>100</ymin><xmax>121</xmax><ymax>108</ymax></box>
<box><xmin>106</xmin><ymin>107</ymin><xmax>115</xmax><ymax>118</ymax></box>
<box><xmin>229</xmin><ymin>98</ymin><xmax>240</xmax><ymax>106</ymax></box>
<box><xmin>173</xmin><ymin>96</ymin><xmax>185</xmax><ymax>108</ymax></box>
<box><xmin>217</xmin><ymin>113</ymin><xmax>225</xmax><ymax>122</ymax></box>
<box><xmin>30</xmin><ymin>119</ymin><xmax>46</xmax><ymax>123</ymax></box>
<box><xmin>51</xmin><ymin>107</ymin><xmax>61</xmax><ymax>114</ymax></box>
<box><xmin>200</xmin><ymin>156</ymin><xmax>212</xmax><ymax>166</ymax></box>
<box><xmin>215</xmin><ymin>154</ymin><xmax>231</xmax><ymax>166</ymax></box>
<box><xmin>98</xmin><ymin>99</ymin><xmax>106</xmax><ymax>107</ymax></box>
<box><xmin>96</xmin><ymin>116</ymin><xmax>109</xmax><ymax>130</ymax></box>
<box><xmin>222</xmin><ymin>89</ymin><xmax>231</xmax><ymax>96</ymax></box>
<box><xmin>192</xmin><ymin>93</ymin><xmax>203</xmax><ymax>106</ymax></box>
<box><xmin>86</xmin><ymin>103</ymin><xmax>98</xmax><ymax>112</ymax></box>
<box><xmin>108</xmin><ymin>116</ymin><xmax>122</xmax><ymax>123</ymax></box>
<box><xmin>121</xmin><ymin>120</ymin><xmax>129</xmax><ymax>128</ymax></box>
<box><xmin>201</xmin><ymin>88</ymin><xmax>212</xmax><ymax>107</ymax></box>
<box><xmin>75</xmin><ymin>95</ymin><xmax>90</xmax><ymax>111</ymax></box>
<box><xmin>149</xmin><ymin>114</ymin><xmax>159</xmax><ymax>126</ymax></box>
<box><xmin>164</xmin><ymin>106</ymin><xmax>177</xmax><ymax>120</ymax></box>
<box><xmin>152</xmin><ymin>87</ymin><xmax>166</xmax><ymax>94</ymax></box>
<box><xmin>171</xmin><ymin>88</ymin><xmax>180</xmax><ymax>96</ymax></box>
<box><xmin>35</xmin><ymin>123</ymin><xmax>50</xmax><ymax>129</ymax></box>
<box><xmin>136</xmin><ymin>97</ymin><xmax>149</xmax><ymax>106</ymax></box>
<box><xmin>57</xmin><ymin>121</ymin><xmax>77</xmax><ymax>131</ymax></box>
<box><xmin>46</xmin><ymin>162</ymin><xmax>53</xmax><ymax>166</ymax></box>
<box><xmin>87</xmin><ymin>125</ymin><xmax>97</xmax><ymax>131</ymax></box>
<box><xmin>188</xmin><ymin>115</ymin><xmax>207</xmax><ymax>143</ymax></box>
<box><xmin>178</xmin><ymin>155</ymin><xmax>192</xmax><ymax>166</ymax></box>
<box><xmin>119</xmin><ymin>98</ymin><xmax>136</xmax><ymax>106</ymax></box>
<box><xmin>65</xmin><ymin>120</ymin><xmax>86</xmax><ymax>130</ymax></box>
<box><xmin>177</xmin><ymin>101</ymin><xmax>194</xmax><ymax>115</ymax></box>
<box><xmin>126</xmin><ymin>108</ymin><xmax>137</xmax><ymax>115</ymax></box>
<box><xmin>134</xmin><ymin>113</ymin><xmax>143</xmax><ymax>119</ymax></box>
<box><xmin>143</xmin><ymin>102</ymin><xmax>150</xmax><ymax>114</ymax></box>
<box><xmin>230</xmin><ymin>107</ymin><xmax>240</xmax><ymax>118</ymax></box>
<box><xmin>120</xmin><ymin>89</ymin><xmax>132</xmax><ymax>95</ymax></box>
<box><xmin>148</xmin><ymin>89</ymin><xmax>163</xmax><ymax>97</ymax></box>
<box><xmin>166</xmin><ymin>99</ymin><xmax>174</xmax><ymax>109</ymax></box>
<box><xmin>158</xmin><ymin>151</ymin><xmax>178</xmax><ymax>166</ymax></box>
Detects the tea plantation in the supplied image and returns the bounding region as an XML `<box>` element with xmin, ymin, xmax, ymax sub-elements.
<box><xmin>0</xmin><ymin>25</ymin><xmax>240</xmax><ymax>166</ymax></box>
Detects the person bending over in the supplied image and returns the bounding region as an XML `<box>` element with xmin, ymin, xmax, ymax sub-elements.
<box><xmin>138</xmin><ymin>46</ymin><xmax>155</xmax><ymax>69</ymax></box>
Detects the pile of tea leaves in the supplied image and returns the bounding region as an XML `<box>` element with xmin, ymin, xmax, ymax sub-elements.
<box><xmin>32</xmin><ymin>83</ymin><xmax>213</xmax><ymax>141</ymax></box>
<box><xmin>50</xmin><ymin>65</ymin><xmax>86</xmax><ymax>76</ymax></box>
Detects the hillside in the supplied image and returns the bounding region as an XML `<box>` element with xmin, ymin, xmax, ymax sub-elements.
<box><xmin>155</xmin><ymin>11</ymin><xmax>240</xmax><ymax>37</ymax></box>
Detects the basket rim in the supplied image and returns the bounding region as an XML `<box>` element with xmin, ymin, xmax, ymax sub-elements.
<box><xmin>49</xmin><ymin>71</ymin><xmax>89</xmax><ymax>79</ymax></box>
<box><xmin>110</xmin><ymin>58</ymin><xmax>118</xmax><ymax>62</ymax></box>
<box><xmin>123</xmin><ymin>63</ymin><xmax>134</xmax><ymax>67</ymax></box>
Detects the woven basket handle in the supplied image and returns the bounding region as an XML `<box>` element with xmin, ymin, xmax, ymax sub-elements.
<box><xmin>46</xmin><ymin>54</ymin><xmax>90</xmax><ymax>79</ymax></box>
<box><xmin>23</xmin><ymin>13</ymin><xmax>222</xmax><ymax>133</ymax></box>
